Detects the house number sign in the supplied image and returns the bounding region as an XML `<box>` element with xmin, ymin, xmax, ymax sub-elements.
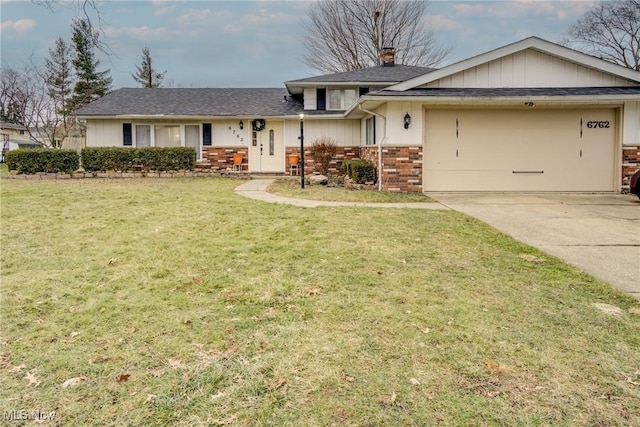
<box><xmin>586</xmin><ymin>121</ymin><xmax>610</xmax><ymax>129</ymax></box>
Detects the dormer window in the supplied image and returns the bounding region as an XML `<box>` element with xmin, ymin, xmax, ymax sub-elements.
<box><xmin>328</xmin><ymin>88</ymin><xmax>356</xmax><ymax>110</ymax></box>
<box><xmin>316</xmin><ymin>88</ymin><xmax>326</xmax><ymax>111</ymax></box>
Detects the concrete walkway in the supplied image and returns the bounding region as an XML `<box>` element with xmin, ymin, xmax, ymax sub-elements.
<box><xmin>234</xmin><ymin>179</ymin><xmax>448</xmax><ymax>209</ymax></box>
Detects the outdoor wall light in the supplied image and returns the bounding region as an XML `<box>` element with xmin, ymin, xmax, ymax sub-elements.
<box><xmin>239</xmin><ymin>121</ymin><xmax>244</xmax><ymax>130</ymax></box>
<box><xmin>404</xmin><ymin>112</ymin><xmax>411</xmax><ymax>129</ymax></box>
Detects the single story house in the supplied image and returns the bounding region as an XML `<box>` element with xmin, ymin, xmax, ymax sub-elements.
<box><xmin>76</xmin><ymin>37</ymin><xmax>640</xmax><ymax>193</ymax></box>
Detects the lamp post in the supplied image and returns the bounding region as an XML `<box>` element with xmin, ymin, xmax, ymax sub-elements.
<box><xmin>299</xmin><ymin>113</ymin><xmax>305</xmax><ymax>189</ymax></box>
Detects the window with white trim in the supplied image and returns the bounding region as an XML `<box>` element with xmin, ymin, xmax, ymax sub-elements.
<box><xmin>365</xmin><ymin>116</ymin><xmax>376</xmax><ymax>145</ymax></box>
<box><xmin>328</xmin><ymin>88</ymin><xmax>357</xmax><ymax>110</ymax></box>
<box><xmin>131</xmin><ymin>124</ymin><xmax>203</xmax><ymax>159</ymax></box>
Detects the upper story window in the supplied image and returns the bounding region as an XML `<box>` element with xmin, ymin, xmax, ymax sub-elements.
<box><xmin>316</xmin><ymin>88</ymin><xmax>326</xmax><ymax>111</ymax></box>
<box><xmin>328</xmin><ymin>88</ymin><xmax>356</xmax><ymax>110</ymax></box>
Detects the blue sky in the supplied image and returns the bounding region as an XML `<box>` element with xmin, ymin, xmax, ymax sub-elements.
<box><xmin>1</xmin><ymin>1</ymin><xmax>598</xmax><ymax>89</ymax></box>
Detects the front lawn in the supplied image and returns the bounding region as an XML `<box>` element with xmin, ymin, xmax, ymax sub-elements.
<box><xmin>267</xmin><ymin>178</ymin><xmax>434</xmax><ymax>203</ymax></box>
<box><xmin>1</xmin><ymin>177</ymin><xmax>638</xmax><ymax>426</ymax></box>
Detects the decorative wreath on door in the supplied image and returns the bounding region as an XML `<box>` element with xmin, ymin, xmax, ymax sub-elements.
<box><xmin>252</xmin><ymin>119</ymin><xmax>266</xmax><ymax>132</ymax></box>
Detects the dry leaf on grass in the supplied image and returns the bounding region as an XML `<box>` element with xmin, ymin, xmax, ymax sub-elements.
<box><xmin>342</xmin><ymin>373</ymin><xmax>355</xmax><ymax>382</ymax></box>
<box><xmin>193</xmin><ymin>277</ymin><xmax>204</xmax><ymax>284</ymax></box>
<box><xmin>145</xmin><ymin>394</ymin><xmax>157</xmax><ymax>404</ymax></box>
<box><xmin>265</xmin><ymin>378</ymin><xmax>286</xmax><ymax>392</ymax></box>
<box><xmin>210</xmin><ymin>390</ymin><xmax>225</xmax><ymax>400</ymax></box>
<box><xmin>409</xmin><ymin>378</ymin><xmax>420</xmax><ymax>385</ymax></box>
<box><xmin>167</xmin><ymin>359</ymin><xmax>187</xmax><ymax>369</ymax></box>
<box><xmin>486</xmin><ymin>359</ymin><xmax>512</xmax><ymax>375</ymax></box>
<box><xmin>24</xmin><ymin>371</ymin><xmax>41</xmax><ymax>387</ymax></box>
<box><xmin>305</xmin><ymin>288</ymin><xmax>321</xmax><ymax>296</ymax></box>
<box><xmin>108</xmin><ymin>258</ymin><xmax>118</xmax><ymax>266</ymax></box>
<box><xmin>117</xmin><ymin>373</ymin><xmax>131</xmax><ymax>382</ymax></box>
<box><xmin>61</xmin><ymin>376</ymin><xmax>87</xmax><ymax>388</ymax></box>
<box><xmin>9</xmin><ymin>364</ymin><xmax>26</xmax><ymax>373</ymax></box>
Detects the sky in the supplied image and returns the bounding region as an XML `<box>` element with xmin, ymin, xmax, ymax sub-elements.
<box><xmin>0</xmin><ymin>0</ymin><xmax>599</xmax><ymax>89</ymax></box>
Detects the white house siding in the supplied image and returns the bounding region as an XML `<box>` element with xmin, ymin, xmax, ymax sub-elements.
<box><xmin>85</xmin><ymin>120</ymin><xmax>123</xmax><ymax>147</ymax></box>
<box><xmin>623</xmin><ymin>101</ymin><xmax>640</xmax><ymax>146</ymax></box>
<box><xmin>211</xmin><ymin>120</ymin><xmax>250</xmax><ymax>148</ymax></box>
<box><xmin>304</xmin><ymin>88</ymin><xmax>317</xmax><ymax>110</ymax></box>
<box><xmin>384</xmin><ymin>102</ymin><xmax>423</xmax><ymax>146</ymax></box>
<box><xmin>425</xmin><ymin>49</ymin><xmax>636</xmax><ymax>89</ymax></box>
<box><xmin>284</xmin><ymin>118</ymin><xmax>360</xmax><ymax>147</ymax></box>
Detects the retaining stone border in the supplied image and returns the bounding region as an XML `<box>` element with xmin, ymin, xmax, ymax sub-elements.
<box><xmin>7</xmin><ymin>170</ymin><xmax>251</xmax><ymax>180</ymax></box>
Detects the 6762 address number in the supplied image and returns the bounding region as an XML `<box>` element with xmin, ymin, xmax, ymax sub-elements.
<box><xmin>586</xmin><ymin>121</ymin><xmax>610</xmax><ymax>129</ymax></box>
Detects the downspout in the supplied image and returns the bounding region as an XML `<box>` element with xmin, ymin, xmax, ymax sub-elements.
<box><xmin>358</xmin><ymin>104</ymin><xmax>385</xmax><ymax>191</ymax></box>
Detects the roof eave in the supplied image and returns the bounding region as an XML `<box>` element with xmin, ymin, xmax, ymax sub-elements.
<box><xmin>359</xmin><ymin>93</ymin><xmax>639</xmax><ymax>105</ymax></box>
<box><xmin>388</xmin><ymin>37</ymin><xmax>640</xmax><ymax>91</ymax></box>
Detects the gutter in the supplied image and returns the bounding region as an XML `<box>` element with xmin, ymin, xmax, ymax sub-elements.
<box><xmin>358</xmin><ymin>104</ymin><xmax>385</xmax><ymax>191</ymax></box>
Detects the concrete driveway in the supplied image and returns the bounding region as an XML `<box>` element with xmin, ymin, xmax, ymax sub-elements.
<box><xmin>429</xmin><ymin>193</ymin><xmax>640</xmax><ymax>299</ymax></box>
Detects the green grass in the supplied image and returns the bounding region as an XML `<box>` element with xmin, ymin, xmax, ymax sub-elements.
<box><xmin>1</xmin><ymin>177</ymin><xmax>639</xmax><ymax>426</ymax></box>
<box><xmin>268</xmin><ymin>178</ymin><xmax>434</xmax><ymax>203</ymax></box>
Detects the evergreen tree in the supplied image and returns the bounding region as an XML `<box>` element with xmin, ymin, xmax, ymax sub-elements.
<box><xmin>69</xmin><ymin>18</ymin><xmax>112</xmax><ymax>111</ymax></box>
<box><xmin>45</xmin><ymin>37</ymin><xmax>74</xmax><ymax>117</ymax></box>
<box><xmin>132</xmin><ymin>47</ymin><xmax>166</xmax><ymax>88</ymax></box>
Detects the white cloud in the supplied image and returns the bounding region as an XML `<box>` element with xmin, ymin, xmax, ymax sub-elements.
<box><xmin>450</xmin><ymin>1</ymin><xmax>596</xmax><ymax>20</ymax></box>
<box><xmin>172</xmin><ymin>9</ymin><xmax>231</xmax><ymax>26</ymax></box>
<box><xmin>1</xmin><ymin>18</ymin><xmax>36</xmax><ymax>34</ymax></box>
<box><xmin>428</xmin><ymin>15</ymin><xmax>461</xmax><ymax>31</ymax></box>
<box><xmin>151</xmin><ymin>0</ymin><xmax>176</xmax><ymax>16</ymax></box>
<box><xmin>104</xmin><ymin>25</ymin><xmax>170</xmax><ymax>40</ymax></box>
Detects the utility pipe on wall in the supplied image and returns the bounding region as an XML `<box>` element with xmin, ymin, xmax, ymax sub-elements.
<box><xmin>358</xmin><ymin>105</ymin><xmax>386</xmax><ymax>191</ymax></box>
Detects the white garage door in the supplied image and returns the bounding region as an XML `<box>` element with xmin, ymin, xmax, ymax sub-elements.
<box><xmin>423</xmin><ymin>109</ymin><xmax>616</xmax><ymax>192</ymax></box>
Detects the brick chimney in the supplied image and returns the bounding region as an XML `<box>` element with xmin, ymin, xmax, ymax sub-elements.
<box><xmin>381</xmin><ymin>47</ymin><xmax>395</xmax><ymax>67</ymax></box>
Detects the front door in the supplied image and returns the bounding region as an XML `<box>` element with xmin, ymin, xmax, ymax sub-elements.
<box><xmin>249</xmin><ymin>121</ymin><xmax>284</xmax><ymax>173</ymax></box>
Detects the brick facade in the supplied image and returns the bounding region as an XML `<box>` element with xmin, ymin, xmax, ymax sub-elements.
<box><xmin>284</xmin><ymin>146</ymin><xmax>361</xmax><ymax>175</ymax></box>
<box><xmin>622</xmin><ymin>146</ymin><xmax>640</xmax><ymax>191</ymax></box>
<box><xmin>361</xmin><ymin>146</ymin><xmax>423</xmax><ymax>193</ymax></box>
<box><xmin>196</xmin><ymin>145</ymin><xmax>635</xmax><ymax>194</ymax></box>
<box><xmin>199</xmin><ymin>147</ymin><xmax>248</xmax><ymax>170</ymax></box>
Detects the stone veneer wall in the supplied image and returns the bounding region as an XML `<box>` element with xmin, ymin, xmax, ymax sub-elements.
<box><xmin>622</xmin><ymin>147</ymin><xmax>640</xmax><ymax>191</ymax></box>
<box><xmin>285</xmin><ymin>146</ymin><xmax>361</xmax><ymax>175</ymax></box>
<box><xmin>361</xmin><ymin>146</ymin><xmax>423</xmax><ymax>193</ymax></box>
<box><xmin>197</xmin><ymin>145</ymin><xmax>636</xmax><ymax>194</ymax></box>
<box><xmin>199</xmin><ymin>147</ymin><xmax>248</xmax><ymax>170</ymax></box>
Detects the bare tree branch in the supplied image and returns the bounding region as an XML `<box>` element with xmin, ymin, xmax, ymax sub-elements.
<box><xmin>303</xmin><ymin>0</ymin><xmax>450</xmax><ymax>73</ymax></box>
<box><xmin>32</xmin><ymin>0</ymin><xmax>112</xmax><ymax>54</ymax></box>
<box><xmin>564</xmin><ymin>0</ymin><xmax>640</xmax><ymax>71</ymax></box>
<box><xmin>1</xmin><ymin>64</ymin><xmax>73</xmax><ymax>148</ymax></box>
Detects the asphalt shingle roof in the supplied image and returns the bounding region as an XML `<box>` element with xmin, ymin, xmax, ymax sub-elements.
<box><xmin>370</xmin><ymin>87</ymin><xmax>640</xmax><ymax>98</ymax></box>
<box><xmin>75</xmin><ymin>88</ymin><xmax>303</xmax><ymax>117</ymax></box>
<box><xmin>285</xmin><ymin>65</ymin><xmax>435</xmax><ymax>84</ymax></box>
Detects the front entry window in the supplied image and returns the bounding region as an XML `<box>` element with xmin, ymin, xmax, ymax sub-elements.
<box><xmin>269</xmin><ymin>129</ymin><xmax>274</xmax><ymax>155</ymax></box>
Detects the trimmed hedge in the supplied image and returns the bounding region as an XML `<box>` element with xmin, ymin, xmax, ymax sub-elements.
<box><xmin>81</xmin><ymin>147</ymin><xmax>196</xmax><ymax>172</ymax></box>
<box><xmin>6</xmin><ymin>149</ymin><xmax>80</xmax><ymax>174</ymax></box>
<box><xmin>342</xmin><ymin>159</ymin><xmax>376</xmax><ymax>184</ymax></box>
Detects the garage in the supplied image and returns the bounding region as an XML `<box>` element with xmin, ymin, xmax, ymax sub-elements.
<box><xmin>423</xmin><ymin>108</ymin><xmax>617</xmax><ymax>192</ymax></box>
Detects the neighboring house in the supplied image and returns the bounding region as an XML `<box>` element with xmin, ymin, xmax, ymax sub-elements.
<box><xmin>76</xmin><ymin>37</ymin><xmax>640</xmax><ymax>193</ymax></box>
<box><xmin>1</xmin><ymin>122</ymin><xmax>41</xmax><ymax>162</ymax></box>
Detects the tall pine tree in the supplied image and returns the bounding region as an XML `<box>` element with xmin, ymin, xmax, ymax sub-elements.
<box><xmin>45</xmin><ymin>37</ymin><xmax>74</xmax><ymax>117</ymax></box>
<box><xmin>69</xmin><ymin>18</ymin><xmax>112</xmax><ymax>111</ymax></box>
<box><xmin>132</xmin><ymin>47</ymin><xmax>166</xmax><ymax>88</ymax></box>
